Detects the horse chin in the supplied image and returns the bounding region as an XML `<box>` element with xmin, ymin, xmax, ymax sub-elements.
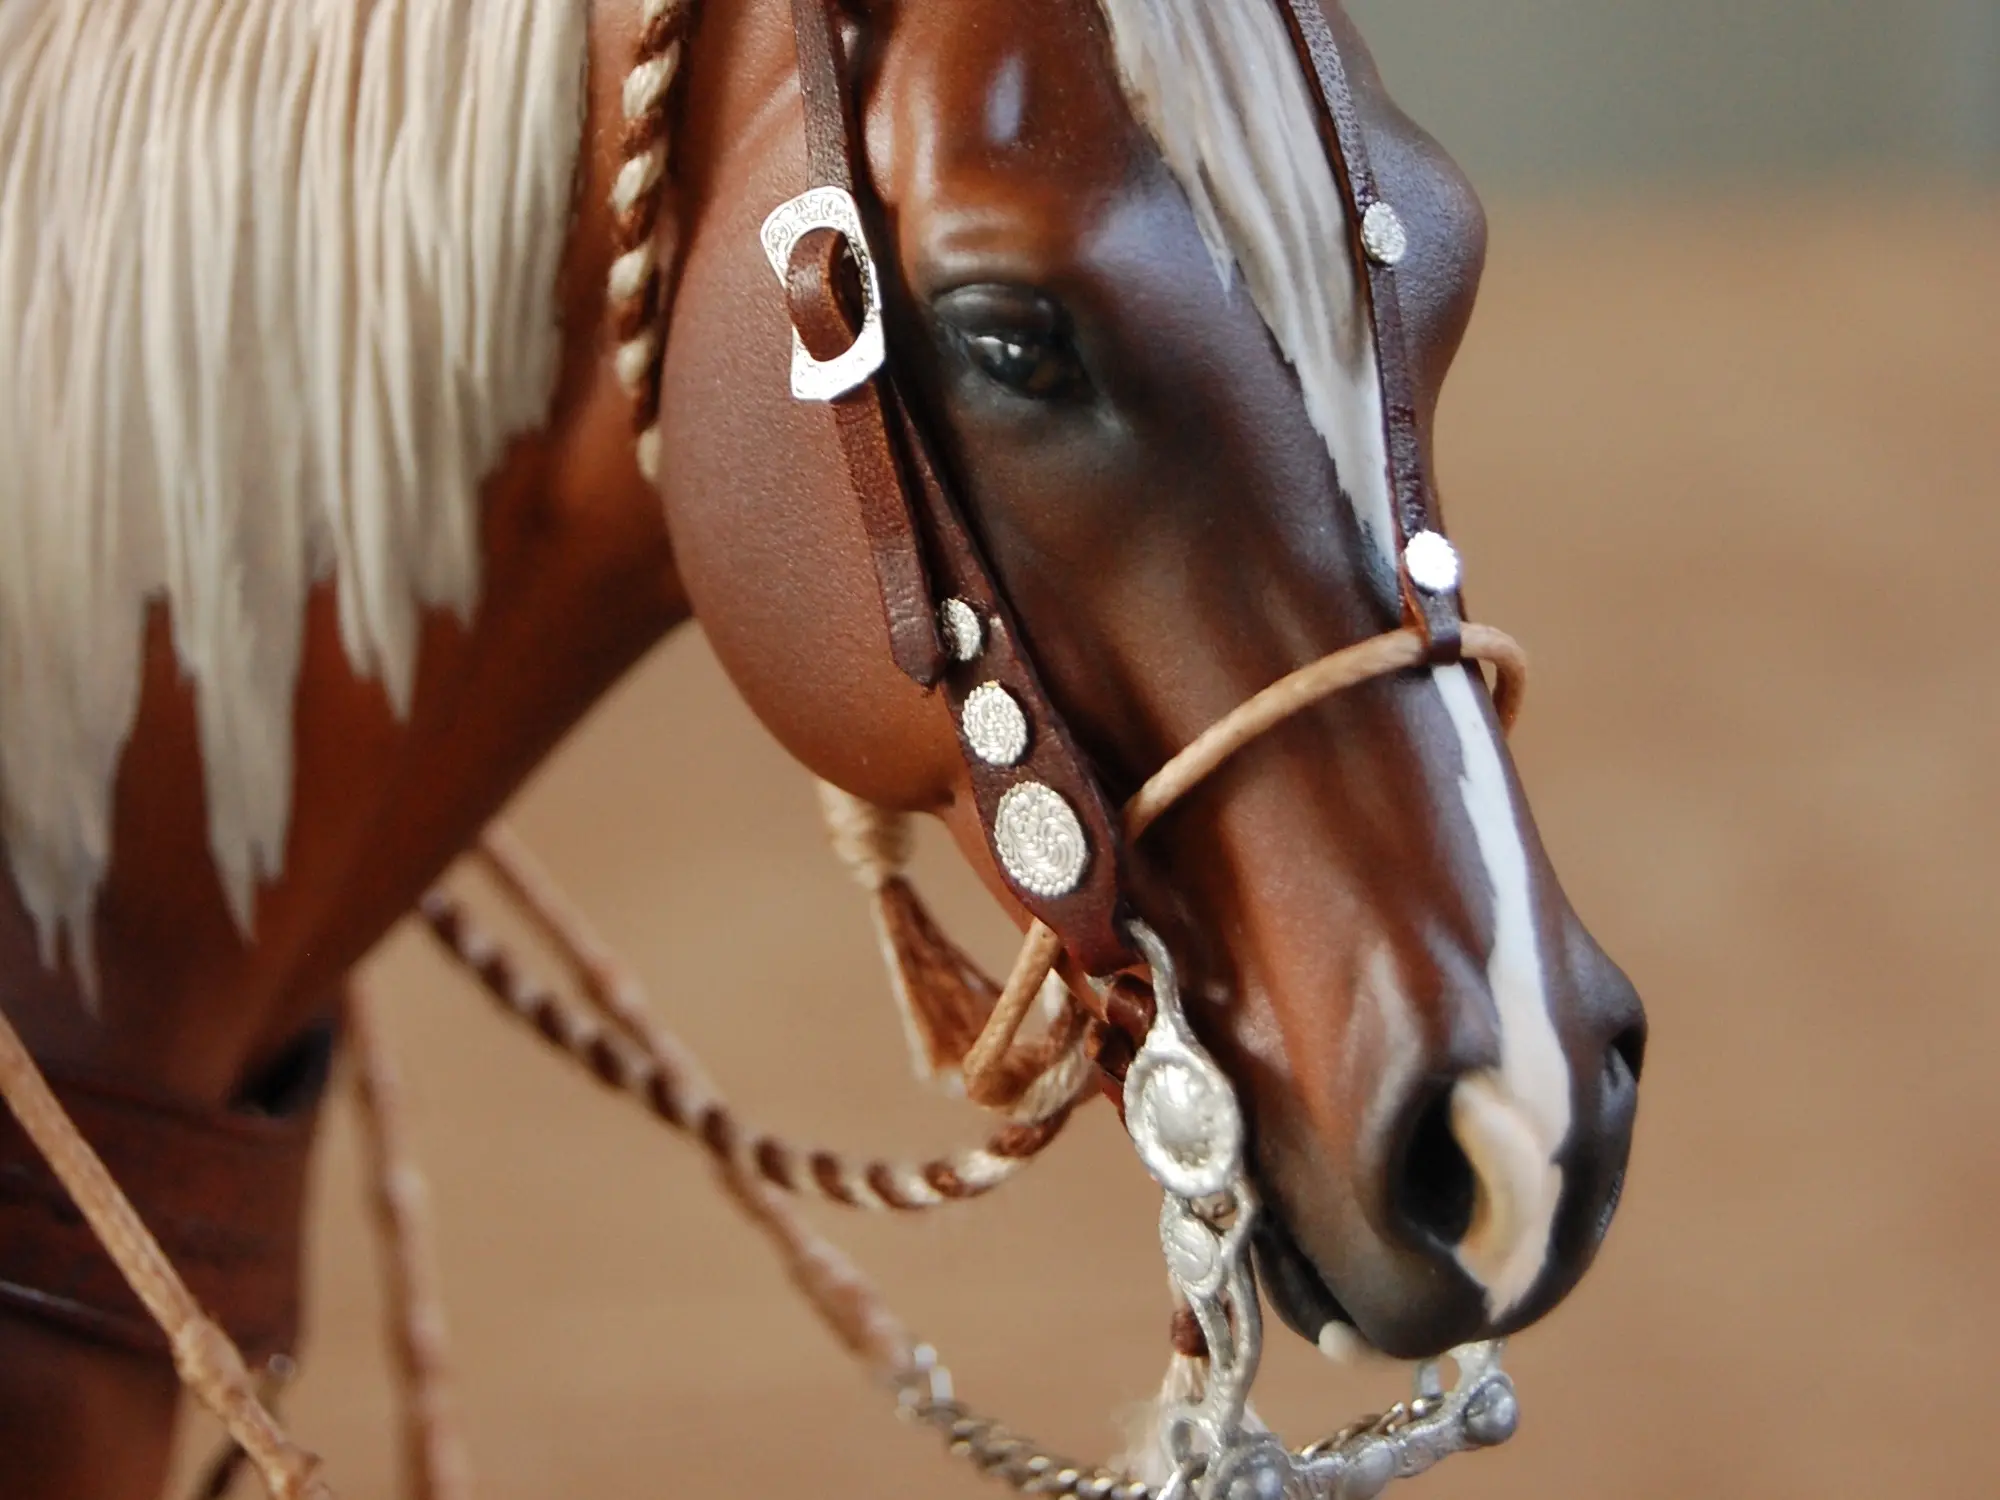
<box><xmin>1251</xmin><ymin>1200</ymin><xmax>1370</xmax><ymax>1357</ymax></box>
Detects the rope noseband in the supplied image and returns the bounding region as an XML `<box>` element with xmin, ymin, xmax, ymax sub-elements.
<box><xmin>961</xmin><ymin>624</ymin><xmax>1526</xmax><ymax>1099</ymax></box>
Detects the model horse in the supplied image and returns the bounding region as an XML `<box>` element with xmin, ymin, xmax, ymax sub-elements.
<box><xmin>0</xmin><ymin>0</ymin><xmax>1645</xmax><ymax>1496</ymax></box>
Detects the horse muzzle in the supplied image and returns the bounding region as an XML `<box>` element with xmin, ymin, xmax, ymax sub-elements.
<box><xmin>1252</xmin><ymin>961</ymin><xmax>1645</xmax><ymax>1361</ymax></box>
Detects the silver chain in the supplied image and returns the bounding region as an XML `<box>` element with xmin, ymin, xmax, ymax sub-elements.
<box><xmin>894</xmin><ymin>1348</ymin><xmax>1152</xmax><ymax>1500</ymax></box>
<box><xmin>891</xmin><ymin>1339</ymin><xmax>1517</xmax><ymax>1500</ymax></box>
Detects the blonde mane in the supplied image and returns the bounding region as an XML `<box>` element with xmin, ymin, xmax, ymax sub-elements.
<box><xmin>0</xmin><ymin>0</ymin><xmax>588</xmax><ymax>980</ymax></box>
<box><xmin>1096</xmin><ymin>0</ymin><xmax>1394</xmax><ymax>568</ymax></box>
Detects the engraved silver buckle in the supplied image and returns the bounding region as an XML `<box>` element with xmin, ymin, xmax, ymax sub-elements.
<box><xmin>760</xmin><ymin>186</ymin><xmax>887</xmax><ymax>402</ymax></box>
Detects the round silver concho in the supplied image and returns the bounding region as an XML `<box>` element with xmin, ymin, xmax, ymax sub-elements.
<box><xmin>961</xmin><ymin>682</ymin><xmax>1029</xmax><ymax>767</ymax></box>
<box><xmin>991</xmin><ymin>782</ymin><xmax>1089</xmax><ymax>899</ymax></box>
<box><xmin>1403</xmin><ymin>529</ymin><xmax>1462</xmax><ymax>595</ymax></box>
<box><xmin>939</xmin><ymin>597</ymin><xmax>984</xmax><ymax>663</ymax></box>
<box><xmin>1361</xmin><ymin>201</ymin><xmax>1409</xmax><ymax>267</ymax></box>
<box><xmin>1127</xmin><ymin>1049</ymin><xmax>1244</xmax><ymax>1202</ymax></box>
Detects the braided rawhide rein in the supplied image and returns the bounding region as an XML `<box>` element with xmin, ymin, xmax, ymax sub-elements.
<box><xmin>331</xmin><ymin>816</ymin><xmax>1106</xmax><ymax>1500</ymax></box>
<box><xmin>417</xmin><ymin>841</ymin><xmax>1091</xmax><ymax>1214</ymax></box>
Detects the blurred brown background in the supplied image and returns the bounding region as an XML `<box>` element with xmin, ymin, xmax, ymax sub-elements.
<box><xmin>175</xmin><ymin>8</ymin><xmax>1998</xmax><ymax>1499</ymax></box>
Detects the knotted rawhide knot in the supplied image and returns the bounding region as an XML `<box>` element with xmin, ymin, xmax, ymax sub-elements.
<box><xmin>610</xmin><ymin>0</ymin><xmax>699</xmax><ymax>481</ymax></box>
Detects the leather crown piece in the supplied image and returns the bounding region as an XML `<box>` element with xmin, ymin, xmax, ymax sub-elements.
<box><xmin>771</xmin><ymin>0</ymin><xmax>1468</xmax><ymax>979</ymax></box>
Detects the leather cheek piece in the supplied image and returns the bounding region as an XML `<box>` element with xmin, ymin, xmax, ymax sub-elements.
<box><xmin>782</xmin><ymin>0</ymin><xmax>1133</xmax><ymax>973</ymax></box>
<box><xmin>0</xmin><ymin>1065</ymin><xmax>321</xmax><ymax>1365</ymax></box>
<box><xmin>787</xmin><ymin>228</ymin><xmax>947</xmax><ymax>688</ymax></box>
<box><xmin>1272</xmin><ymin>0</ymin><xmax>1467</xmax><ymax>666</ymax></box>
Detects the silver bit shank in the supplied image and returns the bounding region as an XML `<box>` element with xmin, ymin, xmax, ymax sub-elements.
<box><xmin>884</xmin><ymin>923</ymin><xmax>1520</xmax><ymax>1500</ymax></box>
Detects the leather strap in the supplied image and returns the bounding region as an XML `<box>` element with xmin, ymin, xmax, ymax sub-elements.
<box><xmin>0</xmin><ymin>1064</ymin><xmax>317</xmax><ymax>1363</ymax></box>
<box><xmin>782</xmin><ymin>0</ymin><xmax>1132</xmax><ymax>973</ymax></box>
<box><xmin>878</xmin><ymin>376</ymin><xmax>1131</xmax><ymax>974</ymax></box>
<box><xmin>788</xmin><ymin>0</ymin><xmax>945</xmax><ymax>688</ymax></box>
<box><xmin>1271</xmin><ymin>0</ymin><xmax>1464</xmax><ymax>664</ymax></box>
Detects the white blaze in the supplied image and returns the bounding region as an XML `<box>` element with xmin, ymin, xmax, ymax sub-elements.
<box><xmin>1436</xmin><ymin>667</ymin><xmax>1571</xmax><ymax>1316</ymax></box>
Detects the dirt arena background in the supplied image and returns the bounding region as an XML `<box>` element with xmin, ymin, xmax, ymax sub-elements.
<box><xmin>170</xmin><ymin>191</ymin><xmax>1999</xmax><ymax>1499</ymax></box>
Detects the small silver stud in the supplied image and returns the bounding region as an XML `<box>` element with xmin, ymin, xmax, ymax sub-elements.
<box><xmin>961</xmin><ymin>683</ymin><xmax>1030</xmax><ymax>767</ymax></box>
<box><xmin>1404</xmin><ymin>530</ymin><xmax>1461</xmax><ymax>595</ymax></box>
<box><xmin>939</xmin><ymin>597</ymin><xmax>983</xmax><ymax>662</ymax></box>
<box><xmin>992</xmin><ymin>782</ymin><xmax>1089</xmax><ymax>898</ymax></box>
<box><xmin>1361</xmin><ymin>201</ymin><xmax>1408</xmax><ymax>267</ymax></box>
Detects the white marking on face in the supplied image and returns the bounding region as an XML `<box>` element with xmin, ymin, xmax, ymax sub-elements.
<box><xmin>1449</xmin><ymin>1072</ymin><xmax>1563</xmax><ymax>1317</ymax></box>
<box><xmin>1435</xmin><ymin>666</ymin><xmax>1572</xmax><ymax>1317</ymax></box>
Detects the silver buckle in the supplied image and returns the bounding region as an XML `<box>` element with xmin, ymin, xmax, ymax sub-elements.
<box><xmin>760</xmin><ymin>186</ymin><xmax>887</xmax><ymax>402</ymax></box>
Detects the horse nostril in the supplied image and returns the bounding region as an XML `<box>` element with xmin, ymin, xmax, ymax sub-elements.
<box><xmin>1606</xmin><ymin>1022</ymin><xmax>1646</xmax><ymax>1088</ymax></box>
<box><xmin>1393</xmin><ymin>1086</ymin><xmax>1476</xmax><ymax>1247</ymax></box>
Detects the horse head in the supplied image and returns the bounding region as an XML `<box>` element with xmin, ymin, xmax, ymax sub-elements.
<box><xmin>654</xmin><ymin>0</ymin><xmax>1644</xmax><ymax>1362</ymax></box>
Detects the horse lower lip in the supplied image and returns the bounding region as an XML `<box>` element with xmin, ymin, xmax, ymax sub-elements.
<box><xmin>1253</xmin><ymin>1205</ymin><xmax>1361</xmax><ymax>1345</ymax></box>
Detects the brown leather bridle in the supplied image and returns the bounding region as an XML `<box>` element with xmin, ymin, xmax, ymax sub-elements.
<box><xmin>767</xmin><ymin>0</ymin><xmax>1522</xmax><ymax>1085</ymax></box>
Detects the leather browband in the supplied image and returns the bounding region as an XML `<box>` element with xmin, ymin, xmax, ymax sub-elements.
<box><xmin>0</xmin><ymin>1064</ymin><xmax>316</xmax><ymax>1363</ymax></box>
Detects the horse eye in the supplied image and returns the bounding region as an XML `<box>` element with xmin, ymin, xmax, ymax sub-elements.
<box><xmin>961</xmin><ymin>331</ymin><xmax>1076</xmax><ymax>397</ymax></box>
<box><xmin>934</xmin><ymin>285</ymin><xmax>1087</xmax><ymax>401</ymax></box>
